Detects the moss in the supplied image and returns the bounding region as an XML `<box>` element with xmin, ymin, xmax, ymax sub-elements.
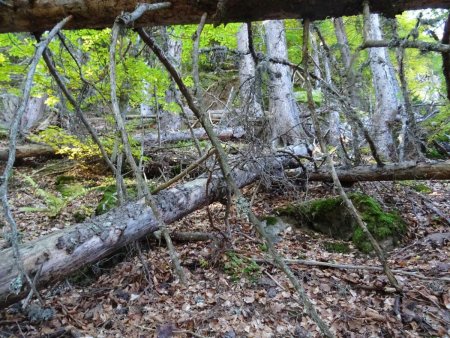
<box><xmin>277</xmin><ymin>193</ymin><xmax>406</xmax><ymax>253</ymax></box>
<box><xmin>323</xmin><ymin>241</ymin><xmax>351</xmax><ymax>253</ymax></box>
<box><xmin>400</xmin><ymin>181</ymin><xmax>432</xmax><ymax>194</ymax></box>
<box><xmin>263</xmin><ymin>215</ymin><xmax>278</xmax><ymax>226</ymax></box>
<box><xmin>349</xmin><ymin>193</ymin><xmax>406</xmax><ymax>253</ymax></box>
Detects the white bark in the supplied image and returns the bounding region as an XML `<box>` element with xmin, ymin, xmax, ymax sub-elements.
<box><xmin>1</xmin><ymin>94</ymin><xmax>47</xmax><ymax>133</ymax></box>
<box><xmin>237</xmin><ymin>24</ymin><xmax>263</xmax><ymax>119</ymax></box>
<box><xmin>366</xmin><ymin>14</ymin><xmax>403</xmax><ymax>159</ymax></box>
<box><xmin>263</xmin><ymin>20</ymin><xmax>303</xmax><ymax>147</ymax></box>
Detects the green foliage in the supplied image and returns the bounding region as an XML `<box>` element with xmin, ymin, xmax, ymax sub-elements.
<box><xmin>20</xmin><ymin>175</ymin><xmax>69</xmax><ymax>217</ymax></box>
<box><xmin>20</xmin><ymin>174</ymin><xmax>92</xmax><ymax>218</ymax></box>
<box><xmin>399</xmin><ymin>181</ymin><xmax>432</xmax><ymax>194</ymax></box>
<box><xmin>95</xmin><ymin>184</ymin><xmax>118</xmax><ymax>215</ymax></box>
<box><xmin>277</xmin><ymin>193</ymin><xmax>406</xmax><ymax>253</ymax></box>
<box><xmin>223</xmin><ymin>252</ymin><xmax>261</xmax><ymax>283</ymax></box>
<box><xmin>294</xmin><ymin>89</ymin><xmax>323</xmax><ymax>105</ymax></box>
<box><xmin>73</xmin><ymin>205</ymin><xmax>95</xmax><ymax>223</ymax></box>
<box><xmin>30</xmin><ymin>126</ymin><xmax>146</xmax><ymax>164</ymax></box>
<box><xmin>263</xmin><ymin>215</ymin><xmax>278</xmax><ymax>226</ymax></box>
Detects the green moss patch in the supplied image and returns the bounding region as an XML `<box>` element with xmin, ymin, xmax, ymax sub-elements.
<box><xmin>323</xmin><ymin>241</ymin><xmax>351</xmax><ymax>253</ymax></box>
<box><xmin>276</xmin><ymin>193</ymin><xmax>406</xmax><ymax>253</ymax></box>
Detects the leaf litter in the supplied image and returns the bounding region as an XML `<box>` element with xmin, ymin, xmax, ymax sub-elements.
<box><xmin>0</xmin><ymin>165</ymin><xmax>449</xmax><ymax>337</ymax></box>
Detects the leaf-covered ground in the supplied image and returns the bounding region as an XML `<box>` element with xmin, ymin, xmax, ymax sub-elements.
<box><xmin>0</xmin><ymin>160</ymin><xmax>449</xmax><ymax>337</ymax></box>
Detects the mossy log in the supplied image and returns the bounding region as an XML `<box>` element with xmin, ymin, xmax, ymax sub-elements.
<box><xmin>1</xmin><ymin>0</ymin><xmax>450</xmax><ymax>33</ymax></box>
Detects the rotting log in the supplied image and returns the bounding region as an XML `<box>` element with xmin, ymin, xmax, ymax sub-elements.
<box><xmin>0</xmin><ymin>153</ymin><xmax>283</xmax><ymax>308</ymax></box>
<box><xmin>303</xmin><ymin>161</ymin><xmax>450</xmax><ymax>183</ymax></box>
<box><xmin>0</xmin><ymin>144</ymin><xmax>55</xmax><ymax>161</ymax></box>
<box><xmin>1</xmin><ymin>0</ymin><xmax>450</xmax><ymax>33</ymax></box>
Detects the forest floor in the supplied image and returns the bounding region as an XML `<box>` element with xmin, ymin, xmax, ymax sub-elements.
<box><xmin>0</xmin><ymin>156</ymin><xmax>449</xmax><ymax>338</ymax></box>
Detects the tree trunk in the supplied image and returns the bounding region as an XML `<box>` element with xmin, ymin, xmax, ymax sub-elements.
<box><xmin>237</xmin><ymin>24</ymin><xmax>263</xmax><ymax>119</ymax></box>
<box><xmin>2</xmin><ymin>0</ymin><xmax>449</xmax><ymax>33</ymax></box>
<box><xmin>263</xmin><ymin>20</ymin><xmax>304</xmax><ymax>147</ymax></box>
<box><xmin>0</xmin><ymin>153</ymin><xmax>290</xmax><ymax>308</ymax></box>
<box><xmin>0</xmin><ymin>144</ymin><xmax>55</xmax><ymax>161</ymax></box>
<box><xmin>137</xmin><ymin>126</ymin><xmax>245</xmax><ymax>144</ymax></box>
<box><xmin>0</xmin><ymin>95</ymin><xmax>47</xmax><ymax>134</ymax></box>
<box><xmin>302</xmin><ymin>160</ymin><xmax>450</xmax><ymax>183</ymax></box>
<box><xmin>365</xmin><ymin>14</ymin><xmax>403</xmax><ymax>160</ymax></box>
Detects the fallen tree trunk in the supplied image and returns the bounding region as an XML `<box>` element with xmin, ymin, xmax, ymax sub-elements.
<box><xmin>0</xmin><ymin>128</ymin><xmax>243</xmax><ymax>161</ymax></box>
<box><xmin>137</xmin><ymin>127</ymin><xmax>244</xmax><ymax>144</ymax></box>
<box><xmin>1</xmin><ymin>0</ymin><xmax>450</xmax><ymax>33</ymax></box>
<box><xmin>303</xmin><ymin>161</ymin><xmax>450</xmax><ymax>183</ymax></box>
<box><xmin>0</xmin><ymin>144</ymin><xmax>55</xmax><ymax>161</ymax></box>
<box><xmin>1</xmin><ymin>157</ymin><xmax>449</xmax><ymax>306</ymax></box>
<box><xmin>0</xmin><ymin>153</ymin><xmax>282</xmax><ymax>308</ymax></box>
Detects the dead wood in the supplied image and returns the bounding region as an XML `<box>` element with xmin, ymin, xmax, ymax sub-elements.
<box><xmin>301</xmin><ymin>161</ymin><xmax>450</xmax><ymax>183</ymax></box>
<box><xmin>2</xmin><ymin>0</ymin><xmax>450</xmax><ymax>33</ymax></box>
<box><xmin>136</xmin><ymin>127</ymin><xmax>245</xmax><ymax>145</ymax></box>
<box><xmin>0</xmin><ymin>144</ymin><xmax>55</xmax><ymax>161</ymax></box>
<box><xmin>0</xmin><ymin>152</ymin><xmax>284</xmax><ymax>308</ymax></box>
<box><xmin>252</xmin><ymin>258</ymin><xmax>450</xmax><ymax>282</ymax></box>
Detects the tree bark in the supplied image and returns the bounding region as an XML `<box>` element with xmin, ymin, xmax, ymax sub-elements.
<box><xmin>237</xmin><ymin>24</ymin><xmax>263</xmax><ymax>119</ymax></box>
<box><xmin>136</xmin><ymin>126</ymin><xmax>245</xmax><ymax>144</ymax></box>
<box><xmin>263</xmin><ymin>20</ymin><xmax>304</xmax><ymax>147</ymax></box>
<box><xmin>0</xmin><ymin>152</ymin><xmax>287</xmax><ymax>308</ymax></box>
<box><xmin>365</xmin><ymin>12</ymin><xmax>403</xmax><ymax>160</ymax></box>
<box><xmin>2</xmin><ymin>0</ymin><xmax>450</xmax><ymax>33</ymax></box>
<box><xmin>0</xmin><ymin>144</ymin><xmax>55</xmax><ymax>161</ymax></box>
<box><xmin>303</xmin><ymin>161</ymin><xmax>450</xmax><ymax>183</ymax></box>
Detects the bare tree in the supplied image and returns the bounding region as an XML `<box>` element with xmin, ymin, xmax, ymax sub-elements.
<box><xmin>263</xmin><ymin>20</ymin><xmax>305</xmax><ymax>147</ymax></box>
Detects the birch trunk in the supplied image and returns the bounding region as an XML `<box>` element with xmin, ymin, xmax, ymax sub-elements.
<box><xmin>263</xmin><ymin>20</ymin><xmax>304</xmax><ymax>147</ymax></box>
<box><xmin>366</xmin><ymin>14</ymin><xmax>403</xmax><ymax>160</ymax></box>
<box><xmin>237</xmin><ymin>24</ymin><xmax>263</xmax><ymax>119</ymax></box>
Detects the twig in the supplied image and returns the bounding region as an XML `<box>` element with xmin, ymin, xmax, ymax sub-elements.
<box><xmin>0</xmin><ymin>16</ymin><xmax>72</xmax><ymax>307</ymax></box>
<box><xmin>302</xmin><ymin>17</ymin><xmax>401</xmax><ymax>292</ymax></box>
<box><xmin>36</xmin><ymin>40</ymin><xmax>118</xmax><ymax>174</ymax></box>
<box><xmin>192</xmin><ymin>13</ymin><xmax>208</xmax><ymax>103</ymax></box>
<box><xmin>136</xmin><ymin>27</ymin><xmax>334</xmax><ymax>338</ymax></box>
<box><xmin>110</xmin><ymin>2</ymin><xmax>185</xmax><ymax>284</ymax></box>
<box><xmin>254</xmin><ymin>258</ymin><xmax>450</xmax><ymax>282</ymax></box>
<box><xmin>152</xmin><ymin>147</ymin><xmax>216</xmax><ymax>194</ymax></box>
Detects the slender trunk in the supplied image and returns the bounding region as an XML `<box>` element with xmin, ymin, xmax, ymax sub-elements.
<box><xmin>237</xmin><ymin>24</ymin><xmax>263</xmax><ymax>119</ymax></box>
<box><xmin>263</xmin><ymin>20</ymin><xmax>303</xmax><ymax>147</ymax></box>
<box><xmin>364</xmin><ymin>12</ymin><xmax>403</xmax><ymax>160</ymax></box>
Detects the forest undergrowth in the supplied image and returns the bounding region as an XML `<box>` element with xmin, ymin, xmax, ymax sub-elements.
<box><xmin>0</xmin><ymin>156</ymin><xmax>448</xmax><ymax>337</ymax></box>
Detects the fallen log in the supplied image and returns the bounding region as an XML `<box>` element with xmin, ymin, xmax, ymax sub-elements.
<box><xmin>0</xmin><ymin>144</ymin><xmax>55</xmax><ymax>161</ymax></box>
<box><xmin>136</xmin><ymin>127</ymin><xmax>245</xmax><ymax>144</ymax></box>
<box><xmin>302</xmin><ymin>161</ymin><xmax>450</xmax><ymax>183</ymax></box>
<box><xmin>2</xmin><ymin>0</ymin><xmax>450</xmax><ymax>33</ymax></box>
<box><xmin>0</xmin><ymin>128</ymin><xmax>243</xmax><ymax>162</ymax></box>
<box><xmin>1</xmin><ymin>158</ymin><xmax>449</xmax><ymax>306</ymax></box>
<box><xmin>0</xmin><ymin>153</ymin><xmax>281</xmax><ymax>308</ymax></box>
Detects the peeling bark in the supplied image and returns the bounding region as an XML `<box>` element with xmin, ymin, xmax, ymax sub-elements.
<box><xmin>0</xmin><ymin>153</ymin><xmax>287</xmax><ymax>307</ymax></box>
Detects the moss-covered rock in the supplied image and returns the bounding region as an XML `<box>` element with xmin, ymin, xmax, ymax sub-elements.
<box><xmin>276</xmin><ymin>193</ymin><xmax>406</xmax><ymax>253</ymax></box>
